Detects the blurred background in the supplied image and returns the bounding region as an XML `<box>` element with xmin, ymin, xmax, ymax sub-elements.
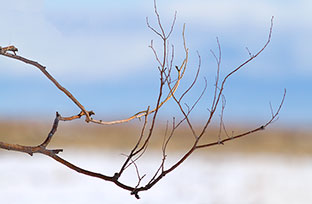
<box><xmin>0</xmin><ymin>0</ymin><xmax>311</xmax><ymax>203</ymax></box>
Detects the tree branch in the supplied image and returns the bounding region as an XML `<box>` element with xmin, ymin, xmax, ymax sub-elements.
<box><xmin>0</xmin><ymin>3</ymin><xmax>284</xmax><ymax>199</ymax></box>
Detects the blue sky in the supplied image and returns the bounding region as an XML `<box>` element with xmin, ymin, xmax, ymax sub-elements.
<box><xmin>0</xmin><ymin>0</ymin><xmax>311</xmax><ymax>128</ymax></box>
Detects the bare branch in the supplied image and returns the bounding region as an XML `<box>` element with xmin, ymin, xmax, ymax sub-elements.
<box><xmin>246</xmin><ymin>47</ymin><xmax>253</xmax><ymax>58</ymax></box>
<box><xmin>167</xmin><ymin>11</ymin><xmax>177</xmax><ymax>38</ymax></box>
<box><xmin>0</xmin><ymin>4</ymin><xmax>283</xmax><ymax>200</ymax></box>
<box><xmin>0</xmin><ymin>40</ymin><xmax>182</xmax><ymax>127</ymax></box>
<box><xmin>59</xmin><ymin>110</ymin><xmax>95</xmax><ymax>121</ymax></box>
<box><xmin>179</xmin><ymin>51</ymin><xmax>201</xmax><ymax>103</ymax></box>
<box><xmin>146</xmin><ymin>17</ymin><xmax>163</xmax><ymax>39</ymax></box>
<box><xmin>217</xmin><ymin>95</ymin><xmax>226</xmax><ymax>143</ymax></box>
<box><xmin>198</xmin><ymin>16</ymin><xmax>275</xmax><ymax>138</ymax></box>
<box><xmin>197</xmin><ymin>89</ymin><xmax>286</xmax><ymax>149</ymax></box>
<box><xmin>39</xmin><ymin>112</ymin><xmax>61</xmax><ymax>148</ymax></box>
<box><xmin>0</xmin><ymin>52</ymin><xmax>92</xmax><ymax>122</ymax></box>
<box><xmin>210</xmin><ymin>37</ymin><xmax>222</xmax><ymax>110</ymax></box>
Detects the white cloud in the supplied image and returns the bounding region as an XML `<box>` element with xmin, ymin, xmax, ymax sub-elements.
<box><xmin>163</xmin><ymin>0</ymin><xmax>312</xmax><ymax>28</ymax></box>
<box><xmin>0</xmin><ymin>0</ymin><xmax>311</xmax><ymax>81</ymax></box>
<box><xmin>0</xmin><ymin>0</ymin><xmax>155</xmax><ymax>81</ymax></box>
<box><xmin>162</xmin><ymin>0</ymin><xmax>312</xmax><ymax>77</ymax></box>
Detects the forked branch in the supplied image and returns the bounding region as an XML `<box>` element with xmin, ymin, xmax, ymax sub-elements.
<box><xmin>0</xmin><ymin>2</ymin><xmax>284</xmax><ymax>200</ymax></box>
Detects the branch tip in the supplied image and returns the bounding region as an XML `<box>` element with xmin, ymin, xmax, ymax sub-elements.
<box><xmin>131</xmin><ymin>191</ymin><xmax>140</xmax><ymax>199</ymax></box>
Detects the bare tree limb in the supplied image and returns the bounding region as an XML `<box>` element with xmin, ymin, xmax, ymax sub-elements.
<box><xmin>0</xmin><ymin>52</ymin><xmax>92</xmax><ymax>122</ymax></box>
<box><xmin>196</xmin><ymin>89</ymin><xmax>286</xmax><ymax>149</ymax></box>
<box><xmin>0</xmin><ymin>3</ymin><xmax>284</xmax><ymax>200</ymax></box>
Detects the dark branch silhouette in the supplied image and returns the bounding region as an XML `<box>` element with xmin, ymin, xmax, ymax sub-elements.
<box><xmin>0</xmin><ymin>0</ymin><xmax>285</xmax><ymax>199</ymax></box>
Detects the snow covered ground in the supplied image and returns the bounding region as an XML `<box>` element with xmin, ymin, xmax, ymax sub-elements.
<box><xmin>1</xmin><ymin>150</ymin><xmax>312</xmax><ymax>204</ymax></box>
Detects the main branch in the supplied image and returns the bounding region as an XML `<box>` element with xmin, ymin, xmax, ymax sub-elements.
<box><xmin>0</xmin><ymin>2</ymin><xmax>284</xmax><ymax>200</ymax></box>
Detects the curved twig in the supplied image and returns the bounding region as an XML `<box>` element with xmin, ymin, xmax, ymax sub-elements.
<box><xmin>0</xmin><ymin>52</ymin><xmax>92</xmax><ymax>122</ymax></box>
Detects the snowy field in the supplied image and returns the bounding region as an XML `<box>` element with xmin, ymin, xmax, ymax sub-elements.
<box><xmin>1</xmin><ymin>150</ymin><xmax>312</xmax><ymax>204</ymax></box>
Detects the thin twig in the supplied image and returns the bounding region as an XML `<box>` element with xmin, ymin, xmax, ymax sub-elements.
<box><xmin>40</xmin><ymin>112</ymin><xmax>61</xmax><ymax>148</ymax></box>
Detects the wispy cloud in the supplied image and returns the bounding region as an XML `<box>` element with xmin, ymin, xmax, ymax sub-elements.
<box><xmin>1</xmin><ymin>0</ymin><xmax>311</xmax><ymax>81</ymax></box>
